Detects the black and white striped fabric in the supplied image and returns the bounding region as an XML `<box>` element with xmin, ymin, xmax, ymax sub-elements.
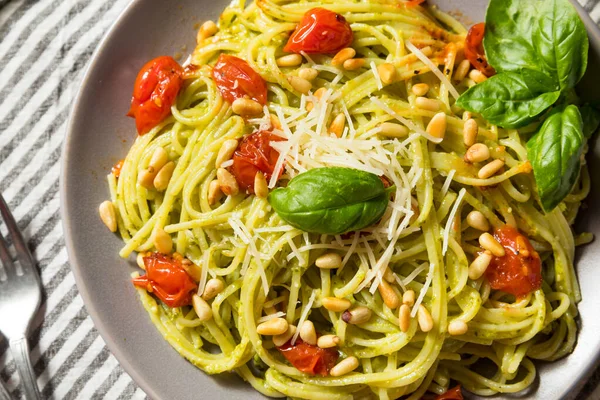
<box><xmin>1</xmin><ymin>0</ymin><xmax>600</xmax><ymax>398</ymax></box>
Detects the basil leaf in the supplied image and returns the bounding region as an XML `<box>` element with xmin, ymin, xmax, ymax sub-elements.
<box><xmin>268</xmin><ymin>167</ymin><xmax>389</xmax><ymax>235</ymax></box>
<box><xmin>527</xmin><ymin>105</ymin><xmax>584</xmax><ymax>212</ymax></box>
<box><xmin>456</xmin><ymin>69</ymin><xmax>560</xmax><ymax>129</ymax></box>
<box><xmin>580</xmin><ymin>104</ymin><xmax>600</xmax><ymax>139</ymax></box>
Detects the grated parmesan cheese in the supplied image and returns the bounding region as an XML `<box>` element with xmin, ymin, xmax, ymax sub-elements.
<box><xmin>442</xmin><ymin>188</ymin><xmax>466</xmax><ymax>256</ymax></box>
<box><xmin>440</xmin><ymin>170</ymin><xmax>456</xmax><ymax>198</ymax></box>
<box><xmin>411</xmin><ymin>262</ymin><xmax>435</xmax><ymax>318</ymax></box>
<box><xmin>257</xmin><ymin>311</ymin><xmax>286</xmax><ymax>324</ymax></box>
<box><xmin>405</xmin><ymin>41</ymin><xmax>460</xmax><ymax>99</ymax></box>
<box><xmin>291</xmin><ymin>290</ymin><xmax>317</xmax><ymax>345</ymax></box>
<box><xmin>370</xmin><ymin>61</ymin><xmax>384</xmax><ymax>90</ymax></box>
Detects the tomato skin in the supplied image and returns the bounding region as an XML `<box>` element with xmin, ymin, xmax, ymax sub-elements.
<box><xmin>212</xmin><ymin>54</ymin><xmax>267</xmax><ymax>105</ymax></box>
<box><xmin>485</xmin><ymin>226</ymin><xmax>542</xmax><ymax>298</ymax></box>
<box><xmin>230</xmin><ymin>131</ymin><xmax>284</xmax><ymax>193</ymax></box>
<box><xmin>132</xmin><ymin>253</ymin><xmax>198</xmax><ymax>308</ymax></box>
<box><xmin>283</xmin><ymin>8</ymin><xmax>353</xmax><ymax>54</ymax></box>
<box><xmin>127</xmin><ymin>56</ymin><xmax>184</xmax><ymax>135</ymax></box>
<box><xmin>405</xmin><ymin>0</ymin><xmax>426</xmax><ymax>7</ymax></box>
<box><xmin>464</xmin><ymin>23</ymin><xmax>495</xmax><ymax>77</ymax></box>
<box><xmin>435</xmin><ymin>385</ymin><xmax>464</xmax><ymax>400</ymax></box>
<box><xmin>276</xmin><ymin>338</ymin><xmax>339</xmax><ymax>376</ymax></box>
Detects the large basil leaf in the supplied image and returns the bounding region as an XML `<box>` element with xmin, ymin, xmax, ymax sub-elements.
<box><xmin>268</xmin><ymin>167</ymin><xmax>389</xmax><ymax>235</ymax></box>
<box><xmin>527</xmin><ymin>105</ymin><xmax>584</xmax><ymax>212</ymax></box>
<box><xmin>580</xmin><ymin>104</ymin><xmax>600</xmax><ymax>139</ymax></box>
<box><xmin>456</xmin><ymin>69</ymin><xmax>560</xmax><ymax>129</ymax></box>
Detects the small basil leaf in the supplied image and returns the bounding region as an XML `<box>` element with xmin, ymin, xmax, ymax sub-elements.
<box><xmin>268</xmin><ymin>167</ymin><xmax>389</xmax><ymax>235</ymax></box>
<box><xmin>456</xmin><ymin>69</ymin><xmax>560</xmax><ymax>129</ymax></box>
<box><xmin>580</xmin><ymin>104</ymin><xmax>600</xmax><ymax>139</ymax></box>
<box><xmin>527</xmin><ymin>105</ymin><xmax>584</xmax><ymax>212</ymax></box>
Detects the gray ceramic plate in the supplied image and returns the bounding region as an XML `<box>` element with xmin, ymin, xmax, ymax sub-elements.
<box><xmin>60</xmin><ymin>1</ymin><xmax>600</xmax><ymax>399</ymax></box>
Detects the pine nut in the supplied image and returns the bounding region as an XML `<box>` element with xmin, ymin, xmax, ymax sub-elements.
<box><xmin>271</xmin><ymin>114</ymin><xmax>282</xmax><ymax>130</ymax></box>
<box><xmin>197</xmin><ymin>20</ymin><xmax>218</xmax><ymax>43</ymax></box>
<box><xmin>412</xmin><ymin>83</ymin><xmax>430</xmax><ymax>96</ymax></box>
<box><xmin>402</xmin><ymin>290</ymin><xmax>415</xmax><ymax>307</ymax></box>
<box><xmin>299</xmin><ymin>320</ymin><xmax>317</xmax><ymax>345</ymax></box>
<box><xmin>331</xmin><ymin>48</ymin><xmax>356</xmax><ymax>67</ymax></box>
<box><xmin>138</xmin><ymin>167</ymin><xmax>157</xmax><ymax>189</ymax></box>
<box><xmin>307</xmin><ymin>87</ymin><xmax>326</xmax><ymax>111</ymax></box>
<box><xmin>479</xmin><ymin>233</ymin><xmax>505</xmax><ymax>257</ymax></box>
<box><xmin>217</xmin><ymin>168</ymin><xmax>239</xmax><ymax>196</ymax></box>
<box><xmin>448</xmin><ymin>320</ymin><xmax>468</xmax><ymax>336</ymax></box>
<box><xmin>469</xmin><ymin>250</ymin><xmax>493</xmax><ymax>280</ymax></box>
<box><xmin>379</xmin><ymin>122</ymin><xmax>408</xmax><ymax>138</ymax></box>
<box><xmin>377</xmin><ymin>63</ymin><xmax>397</xmax><ymax>85</ymax></box>
<box><xmin>463</xmin><ymin>118</ymin><xmax>479</xmax><ymax>147</ymax></box>
<box><xmin>378</xmin><ymin>280</ymin><xmax>400</xmax><ymax>309</ymax></box>
<box><xmin>276</xmin><ymin>54</ymin><xmax>303</xmax><ymax>67</ymax></box>
<box><xmin>153</xmin><ymin>161</ymin><xmax>175</xmax><ymax>191</ymax></box>
<box><xmin>466</xmin><ymin>211</ymin><xmax>490</xmax><ymax>231</ymax></box>
<box><xmin>149</xmin><ymin>147</ymin><xmax>168</xmax><ymax>171</ymax></box>
<box><xmin>399</xmin><ymin>304</ymin><xmax>411</xmax><ymax>332</ymax></box>
<box><xmin>202</xmin><ymin>278</ymin><xmax>224</xmax><ymax>300</ymax></box>
<box><xmin>153</xmin><ymin>227</ymin><xmax>173</xmax><ymax>254</ymax></box>
<box><xmin>469</xmin><ymin>69</ymin><xmax>487</xmax><ymax>83</ymax></box>
<box><xmin>315</xmin><ymin>253</ymin><xmax>342</xmax><ymax>269</ymax></box>
<box><xmin>273</xmin><ymin>325</ymin><xmax>296</xmax><ymax>347</ymax></box>
<box><xmin>231</xmin><ymin>98</ymin><xmax>263</xmax><ymax>116</ymax></box>
<box><xmin>454</xmin><ymin>59</ymin><xmax>471</xmax><ymax>82</ymax></box>
<box><xmin>216</xmin><ymin>139</ymin><xmax>239</xmax><ymax>167</ymax></box>
<box><xmin>136</xmin><ymin>252</ymin><xmax>147</xmax><ymax>270</ymax></box>
<box><xmin>417</xmin><ymin>304</ymin><xmax>433</xmax><ymax>332</ymax></box>
<box><xmin>329</xmin><ymin>113</ymin><xmax>346</xmax><ymax>138</ymax></box>
<box><xmin>464</xmin><ymin>143</ymin><xmax>490</xmax><ymax>163</ymax></box>
<box><xmin>257</xmin><ymin>317</ymin><xmax>289</xmax><ymax>335</ymax></box>
<box><xmin>478</xmin><ymin>159</ymin><xmax>504</xmax><ymax>179</ymax></box>
<box><xmin>322</xmin><ymin>297</ymin><xmax>351</xmax><ymax>312</ymax></box>
<box><xmin>208</xmin><ymin>179</ymin><xmax>223</xmax><ymax>205</ymax></box>
<box><xmin>415</xmin><ymin>97</ymin><xmax>441</xmax><ymax>111</ymax></box>
<box><xmin>426</xmin><ymin>112</ymin><xmax>447</xmax><ymax>140</ymax></box>
<box><xmin>99</xmin><ymin>201</ymin><xmax>117</xmax><ymax>232</ymax></box>
<box><xmin>181</xmin><ymin>259</ymin><xmax>202</xmax><ymax>282</ymax></box>
<box><xmin>343</xmin><ymin>58</ymin><xmax>365</xmax><ymax>71</ymax></box>
<box><xmin>288</xmin><ymin>76</ymin><xmax>312</xmax><ymax>94</ymax></box>
<box><xmin>254</xmin><ymin>171</ymin><xmax>269</xmax><ymax>198</ymax></box>
<box><xmin>330</xmin><ymin>357</ymin><xmax>359</xmax><ymax>377</ymax></box>
<box><xmin>192</xmin><ymin>294</ymin><xmax>213</xmax><ymax>321</ymax></box>
<box><xmin>298</xmin><ymin>67</ymin><xmax>318</xmax><ymax>81</ymax></box>
<box><xmin>342</xmin><ymin>306</ymin><xmax>372</xmax><ymax>325</ymax></box>
<box><xmin>463</xmin><ymin>111</ymin><xmax>472</xmax><ymax>121</ymax></box>
<box><xmin>383</xmin><ymin>267</ymin><xmax>395</xmax><ymax>283</ymax></box>
<box><xmin>317</xmin><ymin>334</ymin><xmax>340</xmax><ymax>349</ymax></box>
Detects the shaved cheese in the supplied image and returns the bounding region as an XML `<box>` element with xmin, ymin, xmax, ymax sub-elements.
<box><xmin>370</xmin><ymin>61</ymin><xmax>383</xmax><ymax>90</ymax></box>
<box><xmin>220</xmin><ymin>160</ymin><xmax>234</xmax><ymax>168</ymax></box>
<box><xmin>341</xmin><ymin>232</ymin><xmax>360</xmax><ymax>270</ymax></box>
<box><xmin>229</xmin><ymin>215</ymin><xmax>269</xmax><ymax>294</ymax></box>
<box><xmin>254</xmin><ymin>225</ymin><xmax>296</xmax><ymax>233</ymax></box>
<box><xmin>393</xmin><ymin>273</ymin><xmax>407</xmax><ymax>292</ymax></box>
<box><xmin>300</xmin><ymin>51</ymin><xmax>315</xmax><ymax>65</ymax></box>
<box><xmin>197</xmin><ymin>248</ymin><xmax>211</xmax><ymax>296</ymax></box>
<box><xmin>405</xmin><ymin>41</ymin><xmax>460</xmax><ymax>99</ymax></box>
<box><xmin>442</xmin><ymin>188</ymin><xmax>466</xmax><ymax>256</ymax></box>
<box><xmin>341</xmin><ymin>100</ymin><xmax>356</xmax><ymax>137</ymax></box>
<box><xmin>411</xmin><ymin>262</ymin><xmax>434</xmax><ymax>318</ymax></box>
<box><xmin>291</xmin><ymin>290</ymin><xmax>317</xmax><ymax>345</ymax></box>
<box><xmin>370</xmin><ymin>97</ymin><xmax>441</xmax><ymax>143</ymax></box>
<box><xmin>286</xmin><ymin>237</ymin><xmax>305</xmax><ymax>265</ymax></box>
<box><xmin>440</xmin><ymin>169</ymin><xmax>456</xmax><ymax>198</ymax></box>
<box><xmin>402</xmin><ymin>262</ymin><xmax>428</xmax><ymax>286</ymax></box>
<box><xmin>258</xmin><ymin>312</ymin><xmax>286</xmax><ymax>323</ymax></box>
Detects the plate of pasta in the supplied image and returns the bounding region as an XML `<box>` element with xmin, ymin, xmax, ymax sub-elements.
<box><xmin>61</xmin><ymin>0</ymin><xmax>600</xmax><ymax>398</ymax></box>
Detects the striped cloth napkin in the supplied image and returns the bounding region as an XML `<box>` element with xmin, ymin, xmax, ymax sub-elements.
<box><xmin>1</xmin><ymin>0</ymin><xmax>600</xmax><ymax>398</ymax></box>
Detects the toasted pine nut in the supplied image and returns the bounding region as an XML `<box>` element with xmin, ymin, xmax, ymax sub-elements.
<box><xmin>516</xmin><ymin>236</ymin><xmax>530</xmax><ymax>257</ymax></box>
<box><xmin>478</xmin><ymin>159</ymin><xmax>504</xmax><ymax>179</ymax></box>
<box><xmin>399</xmin><ymin>304</ymin><xmax>411</xmax><ymax>332</ymax></box>
<box><xmin>315</xmin><ymin>253</ymin><xmax>342</xmax><ymax>269</ymax></box>
<box><xmin>322</xmin><ymin>297</ymin><xmax>352</xmax><ymax>312</ymax></box>
<box><xmin>412</xmin><ymin>83</ymin><xmax>430</xmax><ymax>96</ymax></box>
<box><xmin>153</xmin><ymin>227</ymin><xmax>173</xmax><ymax>254</ymax></box>
<box><xmin>149</xmin><ymin>147</ymin><xmax>168</xmax><ymax>171</ymax></box>
<box><xmin>377</xmin><ymin>63</ymin><xmax>397</xmax><ymax>85</ymax></box>
<box><xmin>329</xmin><ymin>113</ymin><xmax>346</xmax><ymax>138</ymax></box>
<box><xmin>463</xmin><ymin>111</ymin><xmax>472</xmax><ymax>121</ymax></box>
<box><xmin>331</xmin><ymin>48</ymin><xmax>356</xmax><ymax>67</ymax></box>
<box><xmin>231</xmin><ymin>98</ymin><xmax>263</xmax><ymax>116</ymax></box>
<box><xmin>254</xmin><ymin>172</ymin><xmax>269</xmax><ymax>198</ymax></box>
<box><xmin>463</xmin><ymin>118</ymin><xmax>479</xmax><ymax>147</ymax></box>
<box><xmin>415</xmin><ymin>97</ymin><xmax>441</xmax><ymax>111</ymax></box>
<box><xmin>273</xmin><ymin>325</ymin><xmax>296</xmax><ymax>347</ymax></box>
<box><xmin>288</xmin><ymin>76</ymin><xmax>312</xmax><ymax>94</ymax></box>
<box><xmin>342</xmin><ymin>306</ymin><xmax>372</xmax><ymax>325</ymax></box>
<box><xmin>307</xmin><ymin>87</ymin><xmax>326</xmax><ymax>111</ymax></box>
<box><xmin>271</xmin><ymin>114</ymin><xmax>282</xmax><ymax>130</ymax></box>
<box><xmin>469</xmin><ymin>250</ymin><xmax>493</xmax><ymax>280</ymax></box>
<box><xmin>136</xmin><ymin>252</ymin><xmax>147</xmax><ymax>270</ymax></box>
<box><xmin>153</xmin><ymin>161</ymin><xmax>175</xmax><ymax>191</ymax></box>
<box><xmin>402</xmin><ymin>290</ymin><xmax>415</xmax><ymax>307</ymax></box>
<box><xmin>383</xmin><ymin>267</ymin><xmax>395</xmax><ymax>283</ymax></box>
<box><xmin>197</xmin><ymin>20</ymin><xmax>218</xmax><ymax>43</ymax></box>
<box><xmin>448</xmin><ymin>320</ymin><xmax>469</xmax><ymax>336</ymax></box>
<box><xmin>99</xmin><ymin>201</ymin><xmax>117</xmax><ymax>232</ymax></box>
<box><xmin>276</xmin><ymin>54</ymin><xmax>303</xmax><ymax>67</ymax></box>
<box><xmin>466</xmin><ymin>211</ymin><xmax>490</xmax><ymax>231</ymax></box>
<box><xmin>299</xmin><ymin>320</ymin><xmax>317</xmax><ymax>345</ymax></box>
<box><xmin>454</xmin><ymin>59</ymin><xmax>471</xmax><ymax>82</ymax></box>
<box><xmin>469</xmin><ymin>69</ymin><xmax>487</xmax><ymax>83</ymax></box>
<box><xmin>138</xmin><ymin>167</ymin><xmax>156</xmax><ymax>189</ymax></box>
<box><xmin>417</xmin><ymin>304</ymin><xmax>433</xmax><ymax>332</ymax></box>
<box><xmin>208</xmin><ymin>179</ymin><xmax>223</xmax><ymax>205</ymax></box>
<box><xmin>464</xmin><ymin>143</ymin><xmax>490</xmax><ymax>163</ymax></box>
<box><xmin>298</xmin><ymin>67</ymin><xmax>318</xmax><ymax>81</ymax></box>
<box><xmin>202</xmin><ymin>278</ymin><xmax>224</xmax><ymax>300</ymax></box>
<box><xmin>479</xmin><ymin>233</ymin><xmax>505</xmax><ymax>257</ymax></box>
<box><xmin>379</xmin><ymin>122</ymin><xmax>408</xmax><ymax>138</ymax></box>
<box><xmin>192</xmin><ymin>294</ymin><xmax>213</xmax><ymax>321</ymax></box>
<box><xmin>317</xmin><ymin>334</ymin><xmax>340</xmax><ymax>348</ymax></box>
<box><xmin>257</xmin><ymin>317</ymin><xmax>289</xmax><ymax>336</ymax></box>
<box><xmin>330</xmin><ymin>356</ymin><xmax>359</xmax><ymax>377</ymax></box>
<box><xmin>378</xmin><ymin>280</ymin><xmax>400</xmax><ymax>309</ymax></box>
<box><xmin>217</xmin><ymin>168</ymin><xmax>239</xmax><ymax>196</ymax></box>
<box><xmin>216</xmin><ymin>139</ymin><xmax>239</xmax><ymax>167</ymax></box>
<box><xmin>181</xmin><ymin>259</ymin><xmax>202</xmax><ymax>282</ymax></box>
<box><xmin>426</xmin><ymin>112</ymin><xmax>447</xmax><ymax>140</ymax></box>
<box><xmin>343</xmin><ymin>58</ymin><xmax>365</xmax><ymax>70</ymax></box>
<box><xmin>420</xmin><ymin>46</ymin><xmax>433</xmax><ymax>57</ymax></box>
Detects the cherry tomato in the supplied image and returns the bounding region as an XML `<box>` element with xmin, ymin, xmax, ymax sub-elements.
<box><xmin>277</xmin><ymin>338</ymin><xmax>339</xmax><ymax>376</ymax></box>
<box><xmin>112</xmin><ymin>160</ymin><xmax>124</xmax><ymax>178</ymax></box>
<box><xmin>127</xmin><ymin>56</ymin><xmax>184</xmax><ymax>135</ymax></box>
<box><xmin>283</xmin><ymin>8</ymin><xmax>353</xmax><ymax>54</ymax></box>
<box><xmin>464</xmin><ymin>23</ymin><xmax>495</xmax><ymax>77</ymax></box>
<box><xmin>230</xmin><ymin>131</ymin><xmax>285</xmax><ymax>193</ymax></box>
<box><xmin>435</xmin><ymin>385</ymin><xmax>464</xmax><ymax>400</ymax></box>
<box><xmin>212</xmin><ymin>54</ymin><xmax>267</xmax><ymax>105</ymax></box>
<box><xmin>485</xmin><ymin>226</ymin><xmax>542</xmax><ymax>298</ymax></box>
<box><xmin>132</xmin><ymin>253</ymin><xmax>198</xmax><ymax>308</ymax></box>
<box><xmin>405</xmin><ymin>0</ymin><xmax>426</xmax><ymax>7</ymax></box>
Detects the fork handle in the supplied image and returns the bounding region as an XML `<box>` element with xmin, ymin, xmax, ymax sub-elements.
<box><xmin>9</xmin><ymin>337</ymin><xmax>41</xmax><ymax>400</ymax></box>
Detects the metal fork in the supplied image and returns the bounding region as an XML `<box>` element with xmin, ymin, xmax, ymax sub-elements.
<box><xmin>0</xmin><ymin>193</ymin><xmax>42</xmax><ymax>400</ymax></box>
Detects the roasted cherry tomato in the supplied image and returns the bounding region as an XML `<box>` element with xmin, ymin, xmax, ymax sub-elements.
<box><xmin>127</xmin><ymin>56</ymin><xmax>184</xmax><ymax>135</ymax></box>
<box><xmin>464</xmin><ymin>23</ymin><xmax>495</xmax><ymax>77</ymax></box>
<box><xmin>230</xmin><ymin>130</ymin><xmax>285</xmax><ymax>193</ymax></box>
<box><xmin>283</xmin><ymin>8</ymin><xmax>353</xmax><ymax>54</ymax></box>
<box><xmin>132</xmin><ymin>253</ymin><xmax>198</xmax><ymax>308</ymax></box>
<box><xmin>112</xmin><ymin>160</ymin><xmax>124</xmax><ymax>178</ymax></box>
<box><xmin>435</xmin><ymin>385</ymin><xmax>464</xmax><ymax>400</ymax></box>
<box><xmin>404</xmin><ymin>0</ymin><xmax>426</xmax><ymax>7</ymax></box>
<box><xmin>212</xmin><ymin>54</ymin><xmax>267</xmax><ymax>105</ymax></box>
<box><xmin>277</xmin><ymin>338</ymin><xmax>339</xmax><ymax>376</ymax></box>
<box><xmin>485</xmin><ymin>226</ymin><xmax>542</xmax><ymax>298</ymax></box>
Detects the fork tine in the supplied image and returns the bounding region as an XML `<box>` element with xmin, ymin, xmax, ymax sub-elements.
<box><xmin>0</xmin><ymin>193</ymin><xmax>36</xmax><ymax>272</ymax></box>
<box><xmin>0</xmin><ymin>232</ymin><xmax>15</xmax><ymax>279</ymax></box>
